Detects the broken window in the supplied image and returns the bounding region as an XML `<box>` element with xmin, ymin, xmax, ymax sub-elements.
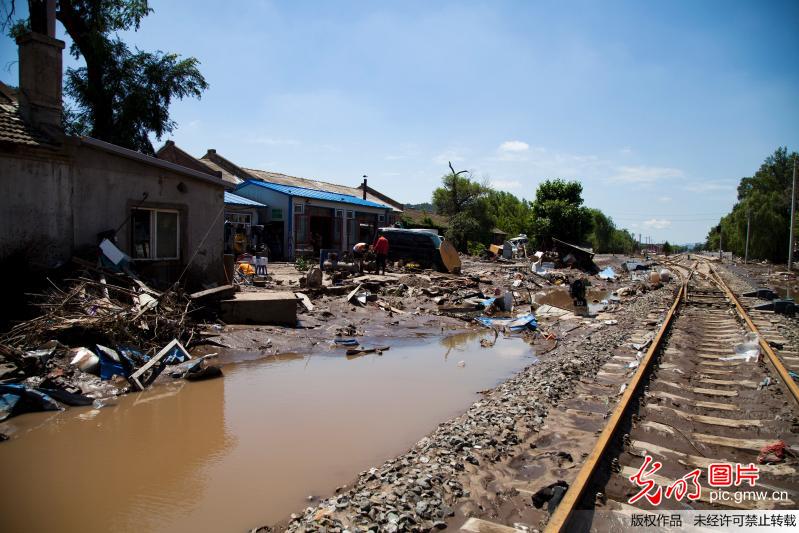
<box><xmin>131</xmin><ymin>208</ymin><xmax>180</xmax><ymax>260</ymax></box>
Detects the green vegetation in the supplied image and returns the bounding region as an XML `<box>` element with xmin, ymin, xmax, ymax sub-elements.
<box><xmin>432</xmin><ymin>163</ymin><xmax>493</xmax><ymax>251</ymax></box>
<box><xmin>9</xmin><ymin>1</ymin><xmax>208</xmax><ymax>154</ymax></box>
<box><xmin>705</xmin><ymin>147</ymin><xmax>797</xmax><ymax>263</ymax></box>
<box><xmin>429</xmin><ymin>165</ymin><xmax>639</xmax><ymax>255</ymax></box>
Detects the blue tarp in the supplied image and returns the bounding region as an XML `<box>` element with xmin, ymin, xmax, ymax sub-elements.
<box><xmin>475</xmin><ymin>313</ymin><xmax>538</xmax><ymax>332</ymax></box>
<box><xmin>0</xmin><ymin>384</ymin><xmax>61</xmax><ymax>421</ymax></box>
<box><xmin>598</xmin><ymin>266</ymin><xmax>616</xmax><ymax>279</ymax></box>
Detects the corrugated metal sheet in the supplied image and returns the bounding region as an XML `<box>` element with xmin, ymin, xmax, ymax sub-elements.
<box><xmin>224</xmin><ymin>191</ymin><xmax>266</xmax><ymax>207</ymax></box>
<box><xmin>238</xmin><ymin>180</ymin><xmax>388</xmax><ymax>209</ymax></box>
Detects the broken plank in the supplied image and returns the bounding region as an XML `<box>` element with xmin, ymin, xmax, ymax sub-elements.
<box><xmin>295</xmin><ymin>292</ymin><xmax>314</xmax><ymax>312</ymax></box>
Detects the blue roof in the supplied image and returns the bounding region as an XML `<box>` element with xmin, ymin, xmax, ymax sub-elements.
<box><xmin>224</xmin><ymin>191</ymin><xmax>267</xmax><ymax>207</ymax></box>
<box><xmin>238</xmin><ymin>179</ymin><xmax>388</xmax><ymax>209</ymax></box>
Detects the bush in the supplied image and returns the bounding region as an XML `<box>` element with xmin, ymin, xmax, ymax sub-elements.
<box><xmin>467</xmin><ymin>241</ymin><xmax>486</xmax><ymax>257</ymax></box>
<box><xmin>294</xmin><ymin>256</ymin><xmax>309</xmax><ymax>272</ymax></box>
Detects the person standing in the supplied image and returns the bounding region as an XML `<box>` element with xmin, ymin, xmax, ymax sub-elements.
<box><xmin>373</xmin><ymin>233</ymin><xmax>389</xmax><ymax>275</ymax></box>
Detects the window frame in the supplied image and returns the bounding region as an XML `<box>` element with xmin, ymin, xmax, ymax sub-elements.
<box><xmin>131</xmin><ymin>207</ymin><xmax>181</xmax><ymax>261</ymax></box>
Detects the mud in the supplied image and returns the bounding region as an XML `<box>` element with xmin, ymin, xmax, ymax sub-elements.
<box><xmin>0</xmin><ymin>333</ymin><xmax>535</xmax><ymax>533</ymax></box>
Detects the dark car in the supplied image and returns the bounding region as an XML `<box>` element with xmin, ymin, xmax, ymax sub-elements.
<box><xmin>376</xmin><ymin>228</ymin><xmax>461</xmax><ymax>273</ymax></box>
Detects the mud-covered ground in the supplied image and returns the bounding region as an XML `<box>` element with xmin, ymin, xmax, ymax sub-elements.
<box><xmin>251</xmin><ymin>256</ymin><xmax>676</xmax><ymax>532</ymax></box>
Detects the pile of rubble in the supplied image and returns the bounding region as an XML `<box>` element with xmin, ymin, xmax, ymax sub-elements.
<box><xmin>0</xmin><ymin>265</ymin><xmax>219</xmax><ymax>423</ymax></box>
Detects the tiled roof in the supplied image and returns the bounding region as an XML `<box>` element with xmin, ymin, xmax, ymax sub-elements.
<box><xmin>225</xmin><ymin>191</ymin><xmax>266</xmax><ymax>207</ymax></box>
<box><xmin>200</xmin><ymin>158</ymin><xmax>243</xmax><ymax>186</ymax></box>
<box><xmin>242</xmin><ymin>168</ymin><xmax>400</xmax><ymax>211</ymax></box>
<box><xmin>0</xmin><ymin>100</ymin><xmax>54</xmax><ymax>147</ymax></box>
<box><xmin>238</xmin><ymin>180</ymin><xmax>389</xmax><ymax>209</ymax></box>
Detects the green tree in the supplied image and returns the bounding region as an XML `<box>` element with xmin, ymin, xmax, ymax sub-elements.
<box><xmin>662</xmin><ymin>241</ymin><xmax>673</xmax><ymax>256</ymax></box>
<box><xmin>11</xmin><ymin>1</ymin><xmax>208</xmax><ymax>154</ymax></box>
<box><xmin>529</xmin><ymin>179</ymin><xmax>593</xmax><ymax>248</ymax></box>
<box><xmin>432</xmin><ymin>163</ymin><xmax>492</xmax><ymax>251</ymax></box>
<box><xmin>484</xmin><ymin>190</ymin><xmax>533</xmax><ymax>237</ymax></box>
<box><xmin>705</xmin><ymin>147</ymin><xmax>797</xmax><ymax>262</ymax></box>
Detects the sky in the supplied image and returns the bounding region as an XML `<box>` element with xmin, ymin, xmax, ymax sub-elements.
<box><xmin>1</xmin><ymin>0</ymin><xmax>798</xmax><ymax>244</ymax></box>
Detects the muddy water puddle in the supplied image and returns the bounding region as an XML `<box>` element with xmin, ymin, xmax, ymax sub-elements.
<box><xmin>0</xmin><ymin>332</ymin><xmax>535</xmax><ymax>532</ymax></box>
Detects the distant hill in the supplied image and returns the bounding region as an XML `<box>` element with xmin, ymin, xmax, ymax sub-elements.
<box><xmin>404</xmin><ymin>202</ymin><xmax>434</xmax><ymax>211</ymax></box>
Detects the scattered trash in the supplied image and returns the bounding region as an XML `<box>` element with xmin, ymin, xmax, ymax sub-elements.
<box><xmin>333</xmin><ymin>338</ymin><xmax>359</xmax><ymax>346</ymax></box>
<box><xmin>0</xmin><ymin>384</ymin><xmax>61</xmax><ymax>421</ymax></box>
<box><xmin>345</xmin><ymin>346</ymin><xmax>390</xmax><ymax>356</ymax></box>
<box><xmin>721</xmin><ymin>333</ymin><xmax>760</xmax><ymax>363</ymax></box>
<box><xmin>757</xmin><ymin>440</ymin><xmax>786</xmax><ymax>464</ymax></box>
<box><xmin>531</xmin><ymin>480</ymin><xmax>569</xmax><ymax>513</ymax></box>
<box><xmin>475</xmin><ymin>314</ymin><xmax>538</xmax><ymax>332</ymax></box>
<box><xmin>457</xmin><ymin>360</ymin><xmax>466</xmax><ymax>367</ymax></box>
<box><xmin>598</xmin><ymin>267</ymin><xmax>616</xmax><ymax>280</ymax></box>
<box><xmin>128</xmin><ymin>339</ymin><xmax>190</xmax><ymax>391</ymax></box>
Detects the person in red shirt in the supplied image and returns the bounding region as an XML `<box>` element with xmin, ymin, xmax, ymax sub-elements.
<box><xmin>373</xmin><ymin>234</ymin><xmax>389</xmax><ymax>275</ymax></box>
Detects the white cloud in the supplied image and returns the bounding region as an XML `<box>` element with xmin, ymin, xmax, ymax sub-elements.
<box><xmin>498</xmin><ymin>140</ymin><xmax>530</xmax><ymax>153</ymax></box>
<box><xmin>491</xmin><ymin>179</ymin><xmax>522</xmax><ymax>190</ymax></box>
<box><xmin>643</xmin><ymin>218</ymin><xmax>672</xmax><ymax>229</ymax></box>
<box><xmin>607</xmin><ymin>166</ymin><xmax>684</xmax><ymax>184</ymax></box>
<box><xmin>619</xmin><ymin>146</ymin><xmax>633</xmax><ymax>155</ymax></box>
<box><xmin>658</xmin><ymin>196</ymin><xmax>672</xmax><ymax>203</ymax></box>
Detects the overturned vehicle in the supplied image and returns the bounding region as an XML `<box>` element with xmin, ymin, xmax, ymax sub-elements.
<box><xmin>376</xmin><ymin>228</ymin><xmax>461</xmax><ymax>273</ymax></box>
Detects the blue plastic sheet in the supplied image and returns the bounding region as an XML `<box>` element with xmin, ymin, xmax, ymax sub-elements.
<box><xmin>475</xmin><ymin>313</ymin><xmax>538</xmax><ymax>332</ymax></box>
<box><xmin>0</xmin><ymin>384</ymin><xmax>61</xmax><ymax>421</ymax></box>
<box><xmin>598</xmin><ymin>266</ymin><xmax>616</xmax><ymax>280</ymax></box>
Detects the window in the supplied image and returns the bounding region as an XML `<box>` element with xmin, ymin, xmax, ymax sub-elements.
<box><xmin>294</xmin><ymin>203</ymin><xmax>305</xmax><ymax>214</ymax></box>
<box><xmin>346</xmin><ymin>210</ymin><xmax>354</xmax><ymax>219</ymax></box>
<box><xmin>335</xmin><ymin>209</ymin><xmax>344</xmax><ymax>218</ymax></box>
<box><xmin>271</xmin><ymin>208</ymin><xmax>283</xmax><ymax>220</ymax></box>
<box><xmin>131</xmin><ymin>208</ymin><xmax>180</xmax><ymax>260</ymax></box>
<box><xmin>378</xmin><ymin>214</ymin><xmax>385</xmax><ymax>222</ymax></box>
<box><xmin>225</xmin><ymin>212</ymin><xmax>252</xmax><ymax>227</ymax></box>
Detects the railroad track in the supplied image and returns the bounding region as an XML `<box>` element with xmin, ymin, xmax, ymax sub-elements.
<box><xmin>542</xmin><ymin>258</ymin><xmax>799</xmax><ymax>532</ymax></box>
<box><xmin>460</xmin><ymin>258</ymin><xmax>799</xmax><ymax>533</ymax></box>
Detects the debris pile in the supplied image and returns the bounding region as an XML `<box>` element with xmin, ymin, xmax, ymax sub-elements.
<box><xmin>0</xmin><ymin>266</ymin><xmax>220</xmax><ymax>421</ymax></box>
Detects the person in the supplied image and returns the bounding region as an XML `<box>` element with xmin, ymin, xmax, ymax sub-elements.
<box><xmin>373</xmin><ymin>233</ymin><xmax>389</xmax><ymax>275</ymax></box>
<box><xmin>352</xmin><ymin>242</ymin><xmax>368</xmax><ymax>273</ymax></box>
<box><xmin>311</xmin><ymin>232</ymin><xmax>322</xmax><ymax>257</ymax></box>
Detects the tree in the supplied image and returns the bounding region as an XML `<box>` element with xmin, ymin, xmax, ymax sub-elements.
<box><xmin>484</xmin><ymin>190</ymin><xmax>533</xmax><ymax>237</ymax></box>
<box><xmin>529</xmin><ymin>179</ymin><xmax>593</xmax><ymax>248</ymax></box>
<box><xmin>432</xmin><ymin>162</ymin><xmax>492</xmax><ymax>251</ymax></box>
<box><xmin>705</xmin><ymin>147</ymin><xmax>797</xmax><ymax>262</ymax></box>
<box><xmin>662</xmin><ymin>241</ymin><xmax>673</xmax><ymax>256</ymax></box>
<box><xmin>9</xmin><ymin>1</ymin><xmax>208</xmax><ymax>154</ymax></box>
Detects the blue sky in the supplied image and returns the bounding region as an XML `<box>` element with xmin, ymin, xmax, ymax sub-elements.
<box><xmin>2</xmin><ymin>0</ymin><xmax>798</xmax><ymax>243</ymax></box>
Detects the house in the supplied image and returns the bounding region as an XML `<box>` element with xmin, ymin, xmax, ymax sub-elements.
<box><xmin>0</xmin><ymin>21</ymin><xmax>226</xmax><ymax>287</ymax></box>
<box><xmin>154</xmin><ymin>147</ymin><xmax>403</xmax><ymax>260</ymax></box>
<box><xmin>156</xmin><ymin>141</ymin><xmax>269</xmax><ymax>255</ymax></box>
<box><xmin>234</xmin><ymin>177</ymin><xmax>394</xmax><ymax>259</ymax></box>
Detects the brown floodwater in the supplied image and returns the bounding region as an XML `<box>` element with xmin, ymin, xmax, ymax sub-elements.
<box><xmin>0</xmin><ymin>332</ymin><xmax>535</xmax><ymax>533</ymax></box>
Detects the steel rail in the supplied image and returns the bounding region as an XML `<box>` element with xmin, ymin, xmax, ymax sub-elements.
<box><xmin>708</xmin><ymin>265</ymin><xmax>799</xmax><ymax>407</ymax></box>
<box><xmin>543</xmin><ymin>263</ymin><xmax>690</xmax><ymax>533</ymax></box>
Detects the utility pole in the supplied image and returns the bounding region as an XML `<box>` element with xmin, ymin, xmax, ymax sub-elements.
<box><xmin>719</xmin><ymin>228</ymin><xmax>723</xmax><ymax>260</ymax></box>
<box><xmin>789</xmin><ymin>156</ymin><xmax>797</xmax><ymax>271</ymax></box>
<box><xmin>745</xmin><ymin>210</ymin><xmax>751</xmax><ymax>264</ymax></box>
